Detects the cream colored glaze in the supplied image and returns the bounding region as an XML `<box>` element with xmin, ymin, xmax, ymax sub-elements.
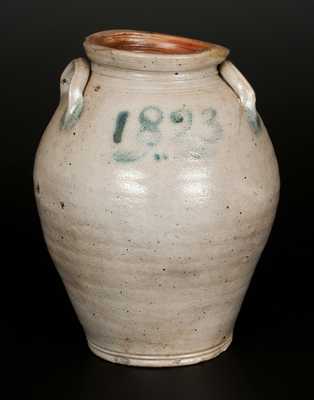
<box><xmin>34</xmin><ymin>30</ymin><xmax>280</xmax><ymax>367</ymax></box>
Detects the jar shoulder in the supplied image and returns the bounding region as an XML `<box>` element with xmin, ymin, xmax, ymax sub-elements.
<box><xmin>34</xmin><ymin>76</ymin><xmax>279</xmax><ymax>209</ymax></box>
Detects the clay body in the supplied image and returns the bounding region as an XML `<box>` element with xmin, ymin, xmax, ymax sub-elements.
<box><xmin>34</xmin><ymin>30</ymin><xmax>280</xmax><ymax>367</ymax></box>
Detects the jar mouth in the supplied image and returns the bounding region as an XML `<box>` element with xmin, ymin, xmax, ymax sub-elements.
<box><xmin>87</xmin><ymin>30</ymin><xmax>219</xmax><ymax>55</ymax></box>
<box><xmin>84</xmin><ymin>30</ymin><xmax>229</xmax><ymax>72</ymax></box>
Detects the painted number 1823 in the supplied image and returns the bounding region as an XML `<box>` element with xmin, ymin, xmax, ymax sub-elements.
<box><xmin>112</xmin><ymin>105</ymin><xmax>223</xmax><ymax>162</ymax></box>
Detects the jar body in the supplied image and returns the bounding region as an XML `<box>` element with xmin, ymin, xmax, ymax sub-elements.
<box><xmin>34</xmin><ymin>51</ymin><xmax>279</xmax><ymax>366</ymax></box>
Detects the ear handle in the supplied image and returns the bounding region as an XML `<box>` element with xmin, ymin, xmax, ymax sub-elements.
<box><xmin>220</xmin><ymin>60</ymin><xmax>262</xmax><ymax>134</ymax></box>
<box><xmin>60</xmin><ymin>58</ymin><xmax>90</xmax><ymax>130</ymax></box>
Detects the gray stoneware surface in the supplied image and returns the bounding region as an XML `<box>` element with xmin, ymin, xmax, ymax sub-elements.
<box><xmin>34</xmin><ymin>30</ymin><xmax>280</xmax><ymax>367</ymax></box>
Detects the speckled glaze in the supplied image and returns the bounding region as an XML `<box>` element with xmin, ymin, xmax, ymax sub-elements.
<box><xmin>34</xmin><ymin>30</ymin><xmax>280</xmax><ymax>367</ymax></box>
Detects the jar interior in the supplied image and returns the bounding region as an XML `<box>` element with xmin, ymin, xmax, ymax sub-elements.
<box><xmin>87</xmin><ymin>31</ymin><xmax>213</xmax><ymax>55</ymax></box>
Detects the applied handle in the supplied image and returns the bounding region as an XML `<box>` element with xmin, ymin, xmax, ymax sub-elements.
<box><xmin>60</xmin><ymin>58</ymin><xmax>90</xmax><ymax>129</ymax></box>
<box><xmin>220</xmin><ymin>60</ymin><xmax>261</xmax><ymax>133</ymax></box>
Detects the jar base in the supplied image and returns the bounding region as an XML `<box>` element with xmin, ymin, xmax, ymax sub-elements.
<box><xmin>87</xmin><ymin>335</ymin><xmax>233</xmax><ymax>367</ymax></box>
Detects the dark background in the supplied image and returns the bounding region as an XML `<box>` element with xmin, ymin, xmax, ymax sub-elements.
<box><xmin>1</xmin><ymin>0</ymin><xmax>313</xmax><ymax>398</ymax></box>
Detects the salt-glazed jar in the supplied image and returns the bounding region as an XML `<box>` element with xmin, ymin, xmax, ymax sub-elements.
<box><xmin>34</xmin><ymin>30</ymin><xmax>280</xmax><ymax>367</ymax></box>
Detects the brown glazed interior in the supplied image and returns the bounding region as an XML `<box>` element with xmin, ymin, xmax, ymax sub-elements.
<box><xmin>87</xmin><ymin>30</ymin><xmax>216</xmax><ymax>55</ymax></box>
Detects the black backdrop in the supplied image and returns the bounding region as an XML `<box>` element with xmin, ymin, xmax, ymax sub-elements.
<box><xmin>2</xmin><ymin>1</ymin><xmax>313</xmax><ymax>398</ymax></box>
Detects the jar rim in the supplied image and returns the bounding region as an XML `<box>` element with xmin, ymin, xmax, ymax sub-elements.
<box><xmin>83</xmin><ymin>30</ymin><xmax>229</xmax><ymax>72</ymax></box>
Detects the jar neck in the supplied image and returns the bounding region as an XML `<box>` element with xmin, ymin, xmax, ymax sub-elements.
<box><xmin>90</xmin><ymin>61</ymin><xmax>220</xmax><ymax>83</ymax></box>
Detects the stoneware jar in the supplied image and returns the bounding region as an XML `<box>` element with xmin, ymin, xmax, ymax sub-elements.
<box><xmin>34</xmin><ymin>30</ymin><xmax>280</xmax><ymax>367</ymax></box>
